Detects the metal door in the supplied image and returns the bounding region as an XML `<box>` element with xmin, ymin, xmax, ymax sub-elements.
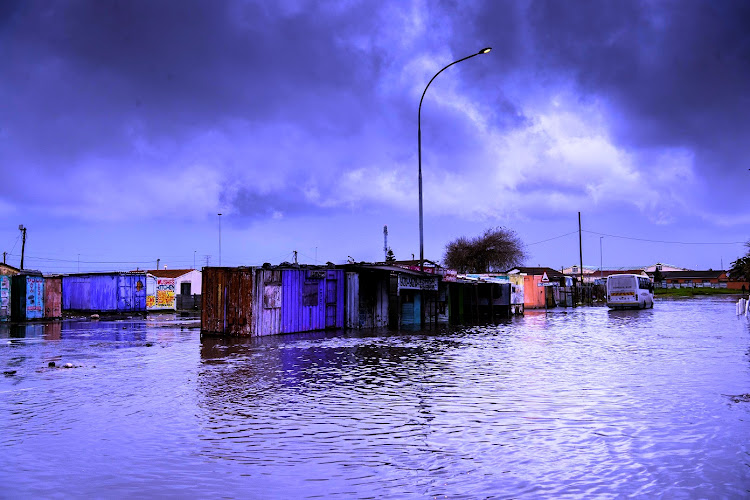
<box><xmin>325</xmin><ymin>278</ymin><xmax>337</xmax><ymax>328</ymax></box>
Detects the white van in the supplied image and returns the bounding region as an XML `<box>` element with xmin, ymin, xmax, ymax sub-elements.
<box><xmin>606</xmin><ymin>274</ymin><xmax>654</xmax><ymax>309</ymax></box>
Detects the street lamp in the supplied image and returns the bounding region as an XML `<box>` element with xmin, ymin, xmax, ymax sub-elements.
<box><xmin>418</xmin><ymin>47</ymin><xmax>491</xmax><ymax>271</ymax></box>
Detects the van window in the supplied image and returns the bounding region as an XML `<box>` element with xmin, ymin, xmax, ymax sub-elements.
<box><xmin>638</xmin><ymin>277</ymin><xmax>651</xmax><ymax>290</ymax></box>
<box><xmin>608</xmin><ymin>275</ymin><xmax>635</xmax><ymax>290</ymax></box>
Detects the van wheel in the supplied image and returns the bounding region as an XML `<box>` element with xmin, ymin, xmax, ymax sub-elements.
<box><xmin>640</xmin><ymin>300</ymin><xmax>646</xmax><ymax>309</ymax></box>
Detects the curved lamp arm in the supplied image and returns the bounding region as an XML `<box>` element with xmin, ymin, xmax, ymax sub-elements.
<box><xmin>418</xmin><ymin>47</ymin><xmax>491</xmax><ymax>272</ymax></box>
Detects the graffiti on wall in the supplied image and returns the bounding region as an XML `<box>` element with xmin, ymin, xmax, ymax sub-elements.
<box><xmin>0</xmin><ymin>276</ymin><xmax>9</xmax><ymax>319</ymax></box>
<box><xmin>27</xmin><ymin>277</ymin><xmax>44</xmax><ymax>313</ymax></box>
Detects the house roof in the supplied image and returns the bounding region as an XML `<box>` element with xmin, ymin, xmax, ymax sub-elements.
<box><xmin>506</xmin><ymin>267</ymin><xmax>565</xmax><ymax>278</ymax></box>
<box><xmin>661</xmin><ymin>270</ymin><xmax>726</xmax><ymax>280</ymax></box>
<box><xmin>147</xmin><ymin>269</ymin><xmax>196</xmax><ymax>278</ymax></box>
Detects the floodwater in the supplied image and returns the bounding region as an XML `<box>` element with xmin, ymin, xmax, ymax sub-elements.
<box><xmin>1</xmin><ymin>297</ymin><xmax>749</xmax><ymax>499</ymax></box>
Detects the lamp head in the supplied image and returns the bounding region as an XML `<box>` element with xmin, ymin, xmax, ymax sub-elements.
<box><xmin>479</xmin><ymin>47</ymin><xmax>492</xmax><ymax>54</ymax></box>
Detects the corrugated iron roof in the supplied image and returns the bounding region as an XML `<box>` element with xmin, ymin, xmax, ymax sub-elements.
<box><xmin>661</xmin><ymin>270</ymin><xmax>726</xmax><ymax>279</ymax></box>
<box><xmin>507</xmin><ymin>267</ymin><xmax>565</xmax><ymax>278</ymax></box>
<box><xmin>147</xmin><ymin>269</ymin><xmax>196</xmax><ymax>278</ymax></box>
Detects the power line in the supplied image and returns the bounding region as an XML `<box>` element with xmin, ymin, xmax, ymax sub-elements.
<box><xmin>527</xmin><ymin>231</ymin><xmax>578</xmax><ymax>246</ymax></box>
<box><xmin>582</xmin><ymin>230</ymin><xmax>745</xmax><ymax>246</ymax></box>
<box><xmin>5</xmin><ymin>253</ymin><xmax>154</xmax><ymax>264</ymax></box>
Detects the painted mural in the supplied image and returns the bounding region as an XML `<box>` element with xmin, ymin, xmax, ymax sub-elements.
<box><xmin>0</xmin><ymin>275</ymin><xmax>10</xmax><ymax>321</ymax></box>
<box><xmin>147</xmin><ymin>277</ymin><xmax>176</xmax><ymax>310</ymax></box>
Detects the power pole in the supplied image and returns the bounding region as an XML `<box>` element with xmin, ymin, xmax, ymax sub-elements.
<box><xmin>19</xmin><ymin>225</ymin><xmax>26</xmax><ymax>270</ymax></box>
<box><xmin>3</xmin><ymin>251</ymin><xmax>6</xmax><ymax>264</ymax></box>
<box><xmin>578</xmin><ymin>212</ymin><xmax>583</xmax><ymax>286</ymax></box>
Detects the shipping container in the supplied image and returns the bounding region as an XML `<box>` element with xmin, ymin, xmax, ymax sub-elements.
<box><xmin>201</xmin><ymin>267</ymin><xmax>254</xmax><ymax>335</ymax></box>
<box><xmin>201</xmin><ymin>266</ymin><xmax>345</xmax><ymax>336</ymax></box>
<box><xmin>11</xmin><ymin>273</ymin><xmax>44</xmax><ymax>321</ymax></box>
<box><xmin>0</xmin><ymin>275</ymin><xmax>10</xmax><ymax>322</ymax></box>
<box><xmin>62</xmin><ymin>273</ymin><xmax>147</xmax><ymax>312</ymax></box>
<box><xmin>44</xmin><ymin>276</ymin><xmax>62</xmax><ymax>319</ymax></box>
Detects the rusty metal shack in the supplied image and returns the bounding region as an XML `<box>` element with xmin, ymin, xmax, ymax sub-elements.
<box><xmin>201</xmin><ymin>265</ymin><xmax>345</xmax><ymax>336</ymax></box>
<box><xmin>44</xmin><ymin>276</ymin><xmax>62</xmax><ymax>319</ymax></box>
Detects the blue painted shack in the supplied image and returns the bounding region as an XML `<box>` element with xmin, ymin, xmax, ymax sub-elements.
<box><xmin>62</xmin><ymin>272</ymin><xmax>147</xmax><ymax>313</ymax></box>
<box><xmin>0</xmin><ymin>274</ymin><xmax>11</xmax><ymax>322</ymax></box>
<box><xmin>11</xmin><ymin>272</ymin><xmax>45</xmax><ymax>321</ymax></box>
<box><xmin>201</xmin><ymin>266</ymin><xmax>345</xmax><ymax>336</ymax></box>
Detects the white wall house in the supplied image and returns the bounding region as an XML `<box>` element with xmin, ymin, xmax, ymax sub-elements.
<box><xmin>146</xmin><ymin>269</ymin><xmax>202</xmax><ymax>311</ymax></box>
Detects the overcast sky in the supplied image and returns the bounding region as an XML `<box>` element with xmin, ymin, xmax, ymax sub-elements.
<box><xmin>1</xmin><ymin>0</ymin><xmax>749</xmax><ymax>273</ymax></box>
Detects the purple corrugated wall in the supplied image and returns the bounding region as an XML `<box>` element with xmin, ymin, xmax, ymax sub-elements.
<box><xmin>63</xmin><ymin>274</ymin><xmax>147</xmax><ymax>312</ymax></box>
<box><xmin>280</xmin><ymin>269</ymin><xmax>344</xmax><ymax>334</ymax></box>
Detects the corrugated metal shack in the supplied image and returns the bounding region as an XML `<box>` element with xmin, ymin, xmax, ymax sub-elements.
<box><xmin>62</xmin><ymin>272</ymin><xmax>147</xmax><ymax>313</ymax></box>
<box><xmin>11</xmin><ymin>272</ymin><xmax>45</xmax><ymax>321</ymax></box>
<box><xmin>201</xmin><ymin>266</ymin><xmax>345</xmax><ymax>336</ymax></box>
<box><xmin>391</xmin><ymin>270</ymin><xmax>441</xmax><ymax>328</ymax></box>
<box><xmin>0</xmin><ymin>274</ymin><xmax>11</xmax><ymax>322</ymax></box>
<box><xmin>345</xmin><ymin>265</ymin><xmax>392</xmax><ymax>329</ymax></box>
<box><xmin>44</xmin><ymin>276</ymin><xmax>62</xmax><ymax>319</ymax></box>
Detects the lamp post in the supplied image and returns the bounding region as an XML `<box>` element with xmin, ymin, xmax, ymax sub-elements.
<box><xmin>418</xmin><ymin>47</ymin><xmax>491</xmax><ymax>272</ymax></box>
<box><xmin>218</xmin><ymin>213</ymin><xmax>222</xmax><ymax>267</ymax></box>
<box><xmin>600</xmin><ymin>236</ymin><xmax>604</xmax><ymax>280</ymax></box>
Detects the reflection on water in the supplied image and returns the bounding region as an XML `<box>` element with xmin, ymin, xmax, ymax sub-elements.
<box><xmin>2</xmin><ymin>297</ymin><xmax>750</xmax><ymax>498</ymax></box>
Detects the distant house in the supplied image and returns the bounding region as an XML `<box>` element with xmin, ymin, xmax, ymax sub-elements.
<box><xmin>658</xmin><ymin>270</ymin><xmax>732</xmax><ymax>289</ymax></box>
<box><xmin>146</xmin><ymin>269</ymin><xmax>202</xmax><ymax>311</ymax></box>
<box><xmin>644</xmin><ymin>263</ymin><xmax>689</xmax><ymax>273</ymax></box>
<box><xmin>507</xmin><ymin>267</ymin><xmax>566</xmax><ymax>309</ymax></box>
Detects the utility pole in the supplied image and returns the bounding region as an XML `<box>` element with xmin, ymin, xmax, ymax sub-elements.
<box><xmin>19</xmin><ymin>225</ymin><xmax>26</xmax><ymax>270</ymax></box>
<box><xmin>3</xmin><ymin>251</ymin><xmax>6</xmax><ymax>264</ymax></box>
<box><xmin>218</xmin><ymin>213</ymin><xmax>222</xmax><ymax>267</ymax></box>
<box><xmin>578</xmin><ymin>212</ymin><xmax>583</xmax><ymax>287</ymax></box>
<box><xmin>293</xmin><ymin>250</ymin><xmax>298</xmax><ymax>265</ymax></box>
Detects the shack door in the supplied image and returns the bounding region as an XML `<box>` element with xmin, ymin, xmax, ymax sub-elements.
<box><xmin>325</xmin><ymin>278</ymin><xmax>337</xmax><ymax>328</ymax></box>
<box><xmin>118</xmin><ymin>275</ymin><xmax>133</xmax><ymax>311</ymax></box>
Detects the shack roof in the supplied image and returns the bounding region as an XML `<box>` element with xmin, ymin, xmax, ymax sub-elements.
<box><xmin>0</xmin><ymin>263</ymin><xmax>21</xmax><ymax>275</ymax></box>
<box><xmin>506</xmin><ymin>267</ymin><xmax>565</xmax><ymax>278</ymax></box>
<box><xmin>661</xmin><ymin>270</ymin><xmax>727</xmax><ymax>280</ymax></box>
<box><xmin>147</xmin><ymin>269</ymin><xmax>197</xmax><ymax>278</ymax></box>
<box><xmin>344</xmin><ymin>263</ymin><xmax>436</xmax><ymax>277</ymax></box>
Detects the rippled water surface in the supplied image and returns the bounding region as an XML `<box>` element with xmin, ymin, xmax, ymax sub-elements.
<box><xmin>2</xmin><ymin>297</ymin><xmax>750</xmax><ymax>498</ymax></box>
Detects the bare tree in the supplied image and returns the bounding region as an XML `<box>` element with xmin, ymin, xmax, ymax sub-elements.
<box><xmin>443</xmin><ymin>227</ymin><xmax>526</xmax><ymax>273</ymax></box>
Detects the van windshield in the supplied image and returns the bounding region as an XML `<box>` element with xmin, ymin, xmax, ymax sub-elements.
<box><xmin>609</xmin><ymin>276</ymin><xmax>635</xmax><ymax>290</ymax></box>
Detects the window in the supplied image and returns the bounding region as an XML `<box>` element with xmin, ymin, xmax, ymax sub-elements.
<box><xmin>303</xmin><ymin>282</ymin><xmax>319</xmax><ymax>306</ymax></box>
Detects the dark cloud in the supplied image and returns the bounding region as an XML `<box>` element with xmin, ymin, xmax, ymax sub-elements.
<box><xmin>522</xmin><ymin>0</ymin><xmax>750</xmax><ymax>165</ymax></box>
<box><xmin>0</xmin><ymin>0</ymin><xmax>387</xmax><ymax>168</ymax></box>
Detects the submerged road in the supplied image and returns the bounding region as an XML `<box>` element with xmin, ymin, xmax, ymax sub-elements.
<box><xmin>1</xmin><ymin>297</ymin><xmax>749</xmax><ymax>498</ymax></box>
